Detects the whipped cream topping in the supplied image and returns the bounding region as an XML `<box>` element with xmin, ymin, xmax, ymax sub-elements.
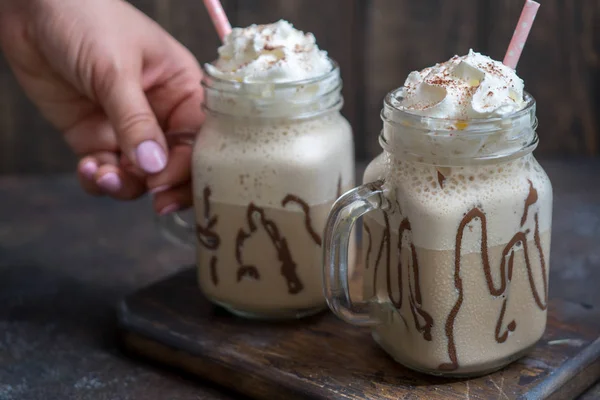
<box><xmin>398</xmin><ymin>50</ymin><xmax>526</xmax><ymax>119</ymax></box>
<box><xmin>205</xmin><ymin>20</ymin><xmax>332</xmax><ymax>83</ymax></box>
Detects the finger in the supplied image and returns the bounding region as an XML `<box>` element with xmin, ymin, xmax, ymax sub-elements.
<box><xmin>67</xmin><ymin>114</ymin><xmax>146</xmax><ymax>198</ymax></box>
<box><xmin>76</xmin><ymin>151</ymin><xmax>121</xmax><ymax>196</ymax></box>
<box><xmin>146</xmin><ymin>139</ymin><xmax>192</xmax><ymax>194</ymax></box>
<box><xmin>145</xmin><ymin>67</ymin><xmax>204</xmax><ymax>134</ymax></box>
<box><xmin>119</xmin><ymin>153</ymin><xmax>146</xmax><ymax>179</ymax></box>
<box><xmin>77</xmin><ymin>157</ymin><xmax>103</xmax><ymax>196</ymax></box>
<box><xmin>144</xmin><ymin>43</ymin><xmax>205</xmax><ymax>134</ymax></box>
<box><xmin>78</xmin><ymin>150</ymin><xmax>147</xmax><ymax>200</ymax></box>
<box><xmin>93</xmin><ymin>163</ymin><xmax>147</xmax><ymax>201</ymax></box>
<box><xmin>99</xmin><ymin>76</ymin><xmax>168</xmax><ymax>175</ymax></box>
<box><xmin>63</xmin><ymin>111</ymin><xmax>118</xmax><ymax>156</ymax></box>
<box><xmin>152</xmin><ymin>183</ymin><xmax>193</xmax><ymax>215</ymax></box>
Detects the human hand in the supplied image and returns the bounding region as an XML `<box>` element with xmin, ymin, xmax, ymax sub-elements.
<box><xmin>0</xmin><ymin>0</ymin><xmax>203</xmax><ymax>214</ymax></box>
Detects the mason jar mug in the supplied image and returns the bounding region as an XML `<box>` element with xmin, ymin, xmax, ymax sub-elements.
<box><xmin>323</xmin><ymin>87</ymin><xmax>552</xmax><ymax>376</ymax></box>
<box><xmin>162</xmin><ymin>62</ymin><xmax>356</xmax><ymax>320</ymax></box>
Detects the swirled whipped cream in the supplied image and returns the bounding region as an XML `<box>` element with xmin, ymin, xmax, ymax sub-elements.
<box><xmin>398</xmin><ymin>50</ymin><xmax>526</xmax><ymax>119</ymax></box>
<box><xmin>205</xmin><ymin>20</ymin><xmax>332</xmax><ymax>83</ymax></box>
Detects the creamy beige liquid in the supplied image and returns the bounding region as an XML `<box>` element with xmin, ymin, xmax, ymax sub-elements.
<box><xmin>362</xmin><ymin>153</ymin><xmax>553</xmax><ymax>374</ymax></box>
<box><xmin>364</xmin><ymin>216</ymin><xmax>550</xmax><ymax>374</ymax></box>
<box><xmin>195</xmin><ymin>195</ymin><xmax>356</xmax><ymax>317</ymax></box>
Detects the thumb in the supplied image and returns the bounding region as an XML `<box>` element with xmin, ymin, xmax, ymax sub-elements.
<box><xmin>100</xmin><ymin>77</ymin><xmax>168</xmax><ymax>174</ymax></box>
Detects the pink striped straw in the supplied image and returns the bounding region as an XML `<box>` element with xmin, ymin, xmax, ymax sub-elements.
<box><xmin>503</xmin><ymin>0</ymin><xmax>541</xmax><ymax>69</ymax></box>
<box><xmin>203</xmin><ymin>0</ymin><xmax>232</xmax><ymax>42</ymax></box>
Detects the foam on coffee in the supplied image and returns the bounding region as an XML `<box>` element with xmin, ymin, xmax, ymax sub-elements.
<box><xmin>373</xmin><ymin>154</ymin><xmax>553</xmax><ymax>253</ymax></box>
<box><xmin>192</xmin><ymin>113</ymin><xmax>354</xmax><ymax>208</ymax></box>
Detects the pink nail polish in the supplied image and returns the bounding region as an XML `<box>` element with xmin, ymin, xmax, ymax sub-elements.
<box><xmin>150</xmin><ymin>184</ymin><xmax>171</xmax><ymax>194</ymax></box>
<box><xmin>97</xmin><ymin>172</ymin><xmax>122</xmax><ymax>192</ymax></box>
<box><xmin>159</xmin><ymin>203</ymin><xmax>180</xmax><ymax>215</ymax></box>
<box><xmin>80</xmin><ymin>161</ymin><xmax>98</xmax><ymax>179</ymax></box>
<box><xmin>136</xmin><ymin>140</ymin><xmax>167</xmax><ymax>174</ymax></box>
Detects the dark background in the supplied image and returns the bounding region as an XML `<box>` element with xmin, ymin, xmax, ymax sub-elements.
<box><xmin>0</xmin><ymin>0</ymin><xmax>598</xmax><ymax>174</ymax></box>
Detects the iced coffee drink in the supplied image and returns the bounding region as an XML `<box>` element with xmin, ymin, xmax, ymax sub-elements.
<box><xmin>323</xmin><ymin>50</ymin><xmax>552</xmax><ymax>376</ymax></box>
<box><xmin>192</xmin><ymin>21</ymin><xmax>355</xmax><ymax>319</ymax></box>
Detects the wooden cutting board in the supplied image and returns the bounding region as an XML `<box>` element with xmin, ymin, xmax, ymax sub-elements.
<box><xmin>118</xmin><ymin>268</ymin><xmax>600</xmax><ymax>400</ymax></box>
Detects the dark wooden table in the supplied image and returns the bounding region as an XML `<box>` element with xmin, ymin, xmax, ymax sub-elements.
<box><xmin>1</xmin><ymin>158</ymin><xmax>600</xmax><ymax>400</ymax></box>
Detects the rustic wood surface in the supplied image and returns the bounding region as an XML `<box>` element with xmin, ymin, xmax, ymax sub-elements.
<box><xmin>119</xmin><ymin>271</ymin><xmax>600</xmax><ymax>400</ymax></box>
<box><xmin>1</xmin><ymin>159</ymin><xmax>600</xmax><ymax>399</ymax></box>
<box><xmin>0</xmin><ymin>0</ymin><xmax>598</xmax><ymax>173</ymax></box>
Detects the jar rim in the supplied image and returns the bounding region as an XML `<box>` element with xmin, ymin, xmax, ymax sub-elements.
<box><xmin>200</xmin><ymin>58</ymin><xmax>343</xmax><ymax>120</ymax></box>
<box><xmin>382</xmin><ymin>87</ymin><xmax>536</xmax><ymax>132</ymax></box>
<box><xmin>379</xmin><ymin>87</ymin><xmax>539</xmax><ymax>166</ymax></box>
<box><xmin>202</xmin><ymin>58</ymin><xmax>341</xmax><ymax>90</ymax></box>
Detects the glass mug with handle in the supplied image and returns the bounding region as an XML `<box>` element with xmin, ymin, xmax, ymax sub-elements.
<box><xmin>323</xmin><ymin>87</ymin><xmax>552</xmax><ymax>377</ymax></box>
<box><xmin>159</xmin><ymin>61</ymin><xmax>356</xmax><ymax>320</ymax></box>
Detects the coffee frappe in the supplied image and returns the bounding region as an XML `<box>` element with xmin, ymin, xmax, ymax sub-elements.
<box><xmin>323</xmin><ymin>50</ymin><xmax>552</xmax><ymax>376</ymax></box>
<box><xmin>192</xmin><ymin>20</ymin><xmax>355</xmax><ymax>319</ymax></box>
<box><xmin>363</xmin><ymin>156</ymin><xmax>551</xmax><ymax>375</ymax></box>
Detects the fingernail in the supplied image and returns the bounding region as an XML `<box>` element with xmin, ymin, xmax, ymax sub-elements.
<box><xmin>80</xmin><ymin>160</ymin><xmax>97</xmax><ymax>179</ymax></box>
<box><xmin>136</xmin><ymin>140</ymin><xmax>167</xmax><ymax>174</ymax></box>
<box><xmin>150</xmin><ymin>184</ymin><xmax>171</xmax><ymax>194</ymax></box>
<box><xmin>97</xmin><ymin>172</ymin><xmax>122</xmax><ymax>193</ymax></box>
<box><xmin>158</xmin><ymin>203</ymin><xmax>180</xmax><ymax>215</ymax></box>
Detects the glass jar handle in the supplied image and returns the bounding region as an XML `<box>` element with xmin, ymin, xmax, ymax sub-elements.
<box><xmin>155</xmin><ymin>212</ymin><xmax>195</xmax><ymax>248</ymax></box>
<box><xmin>153</xmin><ymin>132</ymin><xmax>197</xmax><ymax>248</ymax></box>
<box><xmin>323</xmin><ymin>180</ymin><xmax>387</xmax><ymax>326</ymax></box>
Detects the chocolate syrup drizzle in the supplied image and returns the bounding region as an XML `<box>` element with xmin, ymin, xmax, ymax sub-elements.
<box><xmin>280</xmin><ymin>173</ymin><xmax>344</xmax><ymax>247</ymax></box>
<box><xmin>235</xmin><ymin>203</ymin><xmax>304</xmax><ymax>294</ymax></box>
<box><xmin>200</xmin><ymin>175</ymin><xmax>341</xmax><ymax>294</ymax></box>
<box><xmin>363</xmin><ymin>223</ymin><xmax>373</xmax><ymax>270</ymax></box>
<box><xmin>196</xmin><ymin>186</ymin><xmax>221</xmax><ymax>286</ymax></box>
<box><xmin>372</xmin><ymin>213</ymin><xmax>391</xmax><ymax>297</ymax></box>
<box><xmin>521</xmin><ymin>180</ymin><xmax>539</xmax><ymax>227</ymax></box>
<box><xmin>439</xmin><ymin>180</ymin><xmax>548</xmax><ymax>371</ymax></box>
<box><xmin>282</xmin><ymin>195</ymin><xmax>322</xmax><ymax>246</ymax></box>
<box><xmin>209</xmin><ymin>257</ymin><xmax>219</xmax><ymax>286</ymax></box>
<box><xmin>396</xmin><ymin>219</ymin><xmax>433</xmax><ymax>340</ymax></box>
<box><xmin>366</xmin><ymin>179</ymin><xmax>548</xmax><ymax>371</ymax></box>
<box><xmin>369</xmin><ymin>211</ymin><xmax>432</xmax><ymax>337</ymax></box>
<box><xmin>437</xmin><ymin>170</ymin><xmax>446</xmax><ymax>189</ymax></box>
